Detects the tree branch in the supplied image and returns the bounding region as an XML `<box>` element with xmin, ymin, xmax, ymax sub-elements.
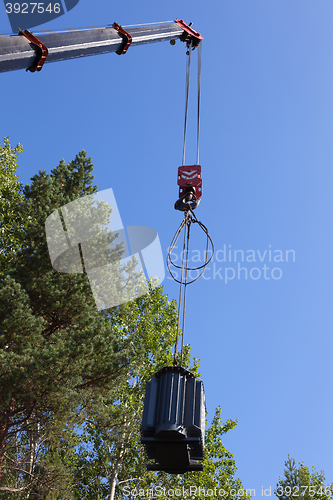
<box><xmin>0</xmin><ymin>480</ymin><xmax>35</xmax><ymax>492</ymax></box>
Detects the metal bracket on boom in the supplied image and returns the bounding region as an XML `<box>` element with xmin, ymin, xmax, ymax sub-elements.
<box><xmin>18</xmin><ymin>28</ymin><xmax>48</xmax><ymax>72</ymax></box>
<box><xmin>112</xmin><ymin>22</ymin><xmax>133</xmax><ymax>55</ymax></box>
<box><xmin>175</xmin><ymin>19</ymin><xmax>203</xmax><ymax>48</ymax></box>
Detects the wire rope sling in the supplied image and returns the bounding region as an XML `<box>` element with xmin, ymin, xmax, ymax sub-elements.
<box><xmin>141</xmin><ymin>28</ymin><xmax>214</xmax><ymax>474</ymax></box>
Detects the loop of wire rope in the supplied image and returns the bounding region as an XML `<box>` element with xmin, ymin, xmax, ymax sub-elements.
<box><xmin>167</xmin><ymin>207</ymin><xmax>214</xmax><ymax>366</ymax></box>
<box><xmin>167</xmin><ymin>208</ymin><xmax>214</xmax><ymax>284</ymax></box>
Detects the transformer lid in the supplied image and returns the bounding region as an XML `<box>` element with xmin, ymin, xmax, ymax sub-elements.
<box><xmin>154</xmin><ymin>365</ymin><xmax>194</xmax><ymax>379</ymax></box>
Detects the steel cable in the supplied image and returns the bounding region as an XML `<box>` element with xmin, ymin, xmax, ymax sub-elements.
<box><xmin>172</xmin><ymin>40</ymin><xmax>206</xmax><ymax>366</ymax></box>
<box><xmin>197</xmin><ymin>42</ymin><xmax>202</xmax><ymax>165</ymax></box>
<box><xmin>182</xmin><ymin>45</ymin><xmax>192</xmax><ymax>166</ymax></box>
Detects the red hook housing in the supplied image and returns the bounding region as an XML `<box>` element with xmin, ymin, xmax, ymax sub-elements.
<box><xmin>177</xmin><ymin>165</ymin><xmax>202</xmax><ymax>200</ymax></box>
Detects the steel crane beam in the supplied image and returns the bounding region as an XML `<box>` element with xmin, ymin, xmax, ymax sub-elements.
<box><xmin>0</xmin><ymin>22</ymin><xmax>186</xmax><ymax>73</ymax></box>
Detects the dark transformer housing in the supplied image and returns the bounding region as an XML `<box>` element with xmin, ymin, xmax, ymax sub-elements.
<box><xmin>141</xmin><ymin>366</ymin><xmax>206</xmax><ymax>473</ymax></box>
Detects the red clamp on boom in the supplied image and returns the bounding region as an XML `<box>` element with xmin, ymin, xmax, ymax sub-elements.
<box><xmin>18</xmin><ymin>28</ymin><xmax>48</xmax><ymax>72</ymax></box>
<box><xmin>113</xmin><ymin>22</ymin><xmax>132</xmax><ymax>55</ymax></box>
<box><xmin>177</xmin><ymin>165</ymin><xmax>202</xmax><ymax>199</ymax></box>
<box><xmin>175</xmin><ymin>19</ymin><xmax>203</xmax><ymax>48</ymax></box>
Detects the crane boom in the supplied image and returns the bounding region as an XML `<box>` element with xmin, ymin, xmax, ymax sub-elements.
<box><xmin>0</xmin><ymin>20</ymin><xmax>203</xmax><ymax>73</ymax></box>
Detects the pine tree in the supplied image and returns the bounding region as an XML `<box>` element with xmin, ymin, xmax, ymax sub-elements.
<box><xmin>0</xmin><ymin>150</ymin><xmax>138</xmax><ymax>495</ymax></box>
<box><xmin>275</xmin><ymin>455</ymin><xmax>333</xmax><ymax>500</ymax></box>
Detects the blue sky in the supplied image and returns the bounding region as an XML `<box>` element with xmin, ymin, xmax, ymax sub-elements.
<box><xmin>1</xmin><ymin>0</ymin><xmax>333</xmax><ymax>494</ymax></box>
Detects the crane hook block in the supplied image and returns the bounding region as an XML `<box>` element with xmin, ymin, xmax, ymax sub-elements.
<box><xmin>177</xmin><ymin>165</ymin><xmax>202</xmax><ymax>200</ymax></box>
<box><xmin>141</xmin><ymin>366</ymin><xmax>205</xmax><ymax>473</ymax></box>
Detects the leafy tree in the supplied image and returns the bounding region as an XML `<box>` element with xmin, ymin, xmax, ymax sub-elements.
<box><xmin>45</xmin><ymin>351</ymin><xmax>248</xmax><ymax>500</ymax></box>
<box><xmin>0</xmin><ymin>137</ymin><xmax>27</xmax><ymax>272</ymax></box>
<box><xmin>117</xmin><ymin>405</ymin><xmax>249</xmax><ymax>500</ymax></box>
<box><xmin>48</xmin><ymin>304</ymin><xmax>247</xmax><ymax>500</ymax></box>
<box><xmin>275</xmin><ymin>455</ymin><xmax>333</xmax><ymax>500</ymax></box>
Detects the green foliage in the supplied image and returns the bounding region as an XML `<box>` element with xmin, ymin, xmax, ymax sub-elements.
<box><xmin>0</xmin><ymin>149</ymin><xmax>135</xmax><ymax>495</ymax></box>
<box><xmin>0</xmin><ymin>145</ymin><xmax>247</xmax><ymax>499</ymax></box>
<box><xmin>0</xmin><ymin>138</ymin><xmax>26</xmax><ymax>272</ymax></box>
<box><xmin>49</xmin><ymin>374</ymin><xmax>247</xmax><ymax>500</ymax></box>
<box><xmin>275</xmin><ymin>455</ymin><xmax>333</xmax><ymax>500</ymax></box>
